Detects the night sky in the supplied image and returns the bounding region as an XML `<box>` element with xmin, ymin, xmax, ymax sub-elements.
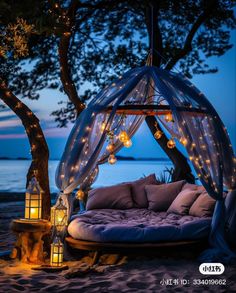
<box><xmin>0</xmin><ymin>32</ymin><xmax>235</xmax><ymax>160</ymax></box>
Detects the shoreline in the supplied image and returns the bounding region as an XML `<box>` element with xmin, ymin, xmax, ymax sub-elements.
<box><xmin>0</xmin><ymin>192</ymin><xmax>57</xmax><ymax>202</ymax></box>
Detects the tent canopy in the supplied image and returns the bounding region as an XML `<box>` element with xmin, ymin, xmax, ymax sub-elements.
<box><xmin>56</xmin><ymin>66</ymin><xmax>235</xmax><ymax>195</ymax></box>
<box><xmin>56</xmin><ymin>65</ymin><xmax>236</xmax><ymax>262</ymax></box>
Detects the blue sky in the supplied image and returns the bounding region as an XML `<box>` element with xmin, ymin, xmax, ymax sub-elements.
<box><xmin>0</xmin><ymin>31</ymin><xmax>235</xmax><ymax>160</ymax></box>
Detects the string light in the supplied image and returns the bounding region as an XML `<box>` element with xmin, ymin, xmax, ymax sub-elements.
<box><xmin>167</xmin><ymin>138</ymin><xmax>176</xmax><ymax>149</ymax></box>
<box><xmin>100</xmin><ymin>121</ymin><xmax>106</xmax><ymax>133</ymax></box>
<box><xmin>154</xmin><ymin>130</ymin><xmax>162</xmax><ymax>139</ymax></box>
<box><xmin>179</xmin><ymin>137</ymin><xmax>188</xmax><ymax>146</ymax></box>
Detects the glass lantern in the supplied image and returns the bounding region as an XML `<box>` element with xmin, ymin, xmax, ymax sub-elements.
<box><xmin>25</xmin><ymin>177</ymin><xmax>42</xmax><ymax>220</ymax></box>
<box><xmin>50</xmin><ymin>236</ymin><xmax>64</xmax><ymax>267</ymax></box>
<box><xmin>50</xmin><ymin>198</ymin><xmax>68</xmax><ymax>232</ymax></box>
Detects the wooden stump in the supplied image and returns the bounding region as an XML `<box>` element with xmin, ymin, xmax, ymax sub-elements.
<box><xmin>10</xmin><ymin>219</ymin><xmax>51</xmax><ymax>264</ymax></box>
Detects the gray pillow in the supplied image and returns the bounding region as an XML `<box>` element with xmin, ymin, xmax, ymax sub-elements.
<box><xmin>189</xmin><ymin>191</ymin><xmax>216</xmax><ymax>217</ymax></box>
<box><xmin>167</xmin><ymin>183</ymin><xmax>201</xmax><ymax>215</ymax></box>
<box><xmin>86</xmin><ymin>184</ymin><xmax>133</xmax><ymax>210</ymax></box>
<box><xmin>131</xmin><ymin>174</ymin><xmax>159</xmax><ymax>208</ymax></box>
<box><xmin>146</xmin><ymin>180</ymin><xmax>186</xmax><ymax>211</ymax></box>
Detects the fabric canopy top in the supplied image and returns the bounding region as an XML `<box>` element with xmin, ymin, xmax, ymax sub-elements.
<box><xmin>56</xmin><ymin>65</ymin><xmax>236</xmax><ymax>262</ymax></box>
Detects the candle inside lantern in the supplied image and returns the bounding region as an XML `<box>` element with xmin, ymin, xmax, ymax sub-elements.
<box><xmin>24</xmin><ymin>177</ymin><xmax>42</xmax><ymax>220</ymax></box>
<box><xmin>50</xmin><ymin>237</ymin><xmax>64</xmax><ymax>267</ymax></box>
<box><xmin>50</xmin><ymin>198</ymin><xmax>68</xmax><ymax>232</ymax></box>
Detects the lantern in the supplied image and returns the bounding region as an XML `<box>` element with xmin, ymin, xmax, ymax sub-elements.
<box><xmin>167</xmin><ymin>138</ymin><xmax>176</xmax><ymax>149</ymax></box>
<box><xmin>118</xmin><ymin>131</ymin><xmax>129</xmax><ymax>143</ymax></box>
<box><xmin>108</xmin><ymin>153</ymin><xmax>117</xmax><ymax>165</ymax></box>
<box><xmin>25</xmin><ymin>177</ymin><xmax>42</xmax><ymax>220</ymax></box>
<box><xmin>123</xmin><ymin>139</ymin><xmax>132</xmax><ymax>148</ymax></box>
<box><xmin>50</xmin><ymin>236</ymin><xmax>64</xmax><ymax>267</ymax></box>
<box><xmin>50</xmin><ymin>198</ymin><xmax>68</xmax><ymax>232</ymax></box>
<box><xmin>154</xmin><ymin>130</ymin><xmax>162</xmax><ymax>139</ymax></box>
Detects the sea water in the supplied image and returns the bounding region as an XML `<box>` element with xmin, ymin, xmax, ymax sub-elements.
<box><xmin>0</xmin><ymin>159</ymin><xmax>173</xmax><ymax>193</ymax></box>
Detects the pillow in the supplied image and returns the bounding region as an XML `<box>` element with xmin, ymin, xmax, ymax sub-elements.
<box><xmin>146</xmin><ymin>180</ymin><xmax>186</xmax><ymax>212</ymax></box>
<box><xmin>167</xmin><ymin>183</ymin><xmax>201</xmax><ymax>215</ymax></box>
<box><xmin>189</xmin><ymin>191</ymin><xmax>216</xmax><ymax>217</ymax></box>
<box><xmin>86</xmin><ymin>184</ymin><xmax>133</xmax><ymax>210</ymax></box>
<box><xmin>131</xmin><ymin>174</ymin><xmax>159</xmax><ymax>208</ymax></box>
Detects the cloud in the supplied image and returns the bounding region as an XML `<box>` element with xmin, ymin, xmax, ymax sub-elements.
<box><xmin>0</xmin><ymin>119</ymin><xmax>22</xmax><ymax>128</ymax></box>
<box><xmin>0</xmin><ymin>133</ymin><xmax>27</xmax><ymax>139</ymax></box>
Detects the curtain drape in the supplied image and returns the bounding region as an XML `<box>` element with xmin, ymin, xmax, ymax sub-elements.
<box><xmin>56</xmin><ymin>66</ymin><xmax>236</xmax><ymax>262</ymax></box>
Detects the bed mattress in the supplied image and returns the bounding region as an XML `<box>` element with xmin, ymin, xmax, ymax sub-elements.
<box><xmin>68</xmin><ymin>209</ymin><xmax>211</xmax><ymax>243</ymax></box>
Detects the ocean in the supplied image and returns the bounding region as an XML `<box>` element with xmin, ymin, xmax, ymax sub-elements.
<box><xmin>0</xmin><ymin>159</ymin><xmax>173</xmax><ymax>193</ymax></box>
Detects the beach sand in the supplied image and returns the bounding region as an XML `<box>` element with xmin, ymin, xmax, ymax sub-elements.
<box><xmin>0</xmin><ymin>195</ymin><xmax>236</xmax><ymax>292</ymax></box>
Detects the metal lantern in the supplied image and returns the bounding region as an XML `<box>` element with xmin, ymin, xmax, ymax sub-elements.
<box><xmin>25</xmin><ymin>177</ymin><xmax>42</xmax><ymax>220</ymax></box>
<box><xmin>50</xmin><ymin>198</ymin><xmax>68</xmax><ymax>232</ymax></box>
<box><xmin>50</xmin><ymin>236</ymin><xmax>64</xmax><ymax>267</ymax></box>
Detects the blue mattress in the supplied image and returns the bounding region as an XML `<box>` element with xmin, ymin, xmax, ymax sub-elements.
<box><xmin>68</xmin><ymin>209</ymin><xmax>211</xmax><ymax>243</ymax></box>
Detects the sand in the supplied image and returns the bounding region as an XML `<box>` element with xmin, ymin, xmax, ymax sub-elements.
<box><xmin>0</xmin><ymin>195</ymin><xmax>236</xmax><ymax>292</ymax></box>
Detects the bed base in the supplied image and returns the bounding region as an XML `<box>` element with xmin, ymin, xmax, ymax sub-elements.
<box><xmin>65</xmin><ymin>237</ymin><xmax>207</xmax><ymax>265</ymax></box>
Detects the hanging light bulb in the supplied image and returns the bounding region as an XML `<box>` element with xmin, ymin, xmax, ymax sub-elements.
<box><xmin>167</xmin><ymin>138</ymin><xmax>176</xmax><ymax>149</ymax></box>
<box><xmin>179</xmin><ymin>137</ymin><xmax>188</xmax><ymax>146</ymax></box>
<box><xmin>165</xmin><ymin>113</ymin><xmax>174</xmax><ymax>123</ymax></box>
<box><xmin>100</xmin><ymin>121</ymin><xmax>106</xmax><ymax>133</ymax></box>
<box><xmin>123</xmin><ymin>139</ymin><xmax>132</xmax><ymax>148</ymax></box>
<box><xmin>154</xmin><ymin>130</ymin><xmax>162</xmax><ymax>139</ymax></box>
<box><xmin>106</xmin><ymin>143</ymin><xmax>115</xmax><ymax>153</ymax></box>
<box><xmin>76</xmin><ymin>189</ymin><xmax>84</xmax><ymax>200</ymax></box>
<box><xmin>118</xmin><ymin>131</ymin><xmax>129</xmax><ymax>143</ymax></box>
<box><xmin>108</xmin><ymin>154</ymin><xmax>117</xmax><ymax>165</ymax></box>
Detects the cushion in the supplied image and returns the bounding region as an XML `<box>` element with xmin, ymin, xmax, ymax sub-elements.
<box><xmin>131</xmin><ymin>174</ymin><xmax>159</xmax><ymax>208</ymax></box>
<box><xmin>68</xmin><ymin>208</ymin><xmax>211</xmax><ymax>242</ymax></box>
<box><xmin>167</xmin><ymin>183</ymin><xmax>201</xmax><ymax>215</ymax></box>
<box><xmin>86</xmin><ymin>184</ymin><xmax>133</xmax><ymax>210</ymax></box>
<box><xmin>146</xmin><ymin>180</ymin><xmax>186</xmax><ymax>212</ymax></box>
<box><xmin>189</xmin><ymin>191</ymin><xmax>216</xmax><ymax>217</ymax></box>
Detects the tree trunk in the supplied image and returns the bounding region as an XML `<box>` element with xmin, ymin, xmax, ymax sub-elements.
<box><xmin>145</xmin><ymin>116</ymin><xmax>195</xmax><ymax>183</ymax></box>
<box><xmin>144</xmin><ymin>1</ymin><xmax>195</xmax><ymax>183</ymax></box>
<box><xmin>0</xmin><ymin>83</ymin><xmax>51</xmax><ymax>219</ymax></box>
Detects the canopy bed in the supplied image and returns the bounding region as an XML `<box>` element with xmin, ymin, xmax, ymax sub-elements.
<box><xmin>55</xmin><ymin>65</ymin><xmax>236</xmax><ymax>263</ymax></box>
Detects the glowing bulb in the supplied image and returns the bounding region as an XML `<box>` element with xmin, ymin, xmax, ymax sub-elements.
<box><xmin>108</xmin><ymin>154</ymin><xmax>117</xmax><ymax>165</ymax></box>
<box><xmin>106</xmin><ymin>143</ymin><xmax>115</xmax><ymax>153</ymax></box>
<box><xmin>154</xmin><ymin>130</ymin><xmax>162</xmax><ymax>139</ymax></box>
<box><xmin>118</xmin><ymin>131</ymin><xmax>129</xmax><ymax>143</ymax></box>
<box><xmin>76</xmin><ymin>189</ymin><xmax>84</xmax><ymax>200</ymax></box>
<box><xmin>123</xmin><ymin>139</ymin><xmax>132</xmax><ymax>148</ymax></box>
<box><xmin>165</xmin><ymin>113</ymin><xmax>173</xmax><ymax>122</ymax></box>
<box><xmin>100</xmin><ymin>122</ymin><xmax>106</xmax><ymax>133</ymax></box>
<box><xmin>179</xmin><ymin>137</ymin><xmax>188</xmax><ymax>146</ymax></box>
<box><xmin>167</xmin><ymin>138</ymin><xmax>176</xmax><ymax>149</ymax></box>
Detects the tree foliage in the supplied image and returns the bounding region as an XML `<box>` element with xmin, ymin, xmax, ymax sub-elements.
<box><xmin>0</xmin><ymin>0</ymin><xmax>235</xmax><ymax>127</ymax></box>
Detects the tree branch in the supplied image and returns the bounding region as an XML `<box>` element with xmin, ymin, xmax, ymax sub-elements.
<box><xmin>0</xmin><ymin>81</ymin><xmax>51</xmax><ymax>219</ymax></box>
<box><xmin>165</xmin><ymin>0</ymin><xmax>218</xmax><ymax>70</ymax></box>
<box><xmin>145</xmin><ymin>0</ymin><xmax>163</xmax><ymax>67</ymax></box>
